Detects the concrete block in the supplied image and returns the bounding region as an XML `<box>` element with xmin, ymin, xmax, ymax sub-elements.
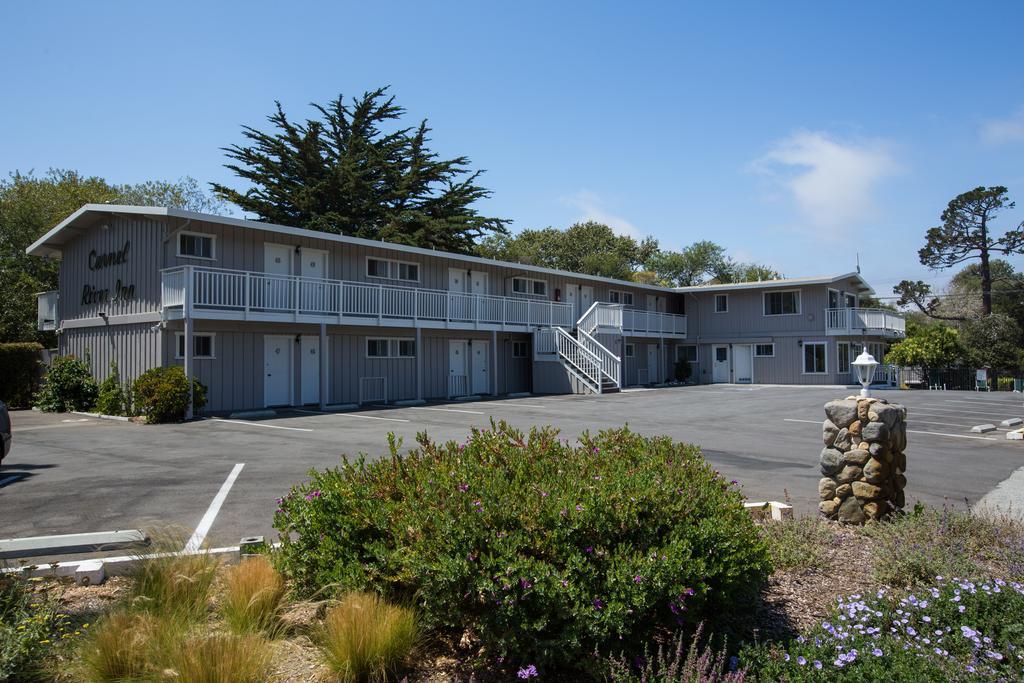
<box><xmin>1000</xmin><ymin>417</ymin><xmax>1023</xmax><ymax>427</ymax></box>
<box><xmin>743</xmin><ymin>501</ymin><xmax>794</xmax><ymax>522</ymax></box>
<box><xmin>75</xmin><ymin>560</ymin><xmax>105</xmax><ymax>586</ymax></box>
<box><xmin>0</xmin><ymin>529</ymin><xmax>149</xmax><ymax>560</ymax></box>
<box><xmin>971</xmin><ymin>424</ymin><xmax>997</xmax><ymax>433</ymax></box>
<box><xmin>1008</xmin><ymin>429</ymin><xmax>1023</xmax><ymax>441</ymax></box>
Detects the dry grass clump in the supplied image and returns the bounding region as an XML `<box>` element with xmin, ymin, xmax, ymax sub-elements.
<box><xmin>127</xmin><ymin>536</ymin><xmax>220</xmax><ymax>620</ymax></box>
<box><xmin>166</xmin><ymin>632</ymin><xmax>273</xmax><ymax>683</ymax></box>
<box><xmin>220</xmin><ymin>555</ymin><xmax>287</xmax><ymax>635</ymax></box>
<box><xmin>75</xmin><ymin>609</ymin><xmax>181</xmax><ymax>682</ymax></box>
<box><xmin>759</xmin><ymin>515</ymin><xmax>835</xmax><ymax>571</ymax></box>
<box><xmin>319</xmin><ymin>592</ymin><xmax>419</xmax><ymax>683</ymax></box>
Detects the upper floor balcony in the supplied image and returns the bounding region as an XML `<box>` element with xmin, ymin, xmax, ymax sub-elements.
<box><xmin>825</xmin><ymin>307</ymin><xmax>906</xmax><ymax>337</ymax></box>
<box><xmin>579</xmin><ymin>302</ymin><xmax>687</xmax><ymax>338</ymax></box>
<box><xmin>36</xmin><ymin>291</ymin><xmax>58</xmax><ymax>331</ymax></box>
<box><xmin>161</xmin><ymin>266</ymin><xmax>576</xmax><ymax>331</ymax></box>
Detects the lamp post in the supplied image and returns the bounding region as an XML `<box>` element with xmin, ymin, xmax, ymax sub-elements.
<box><xmin>851</xmin><ymin>345</ymin><xmax>879</xmax><ymax>398</ymax></box>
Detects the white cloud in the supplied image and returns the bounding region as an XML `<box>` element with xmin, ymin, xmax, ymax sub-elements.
<box><xmin>982</xmin><ymin>106</ymin><xmax>1024</xmax><ymax>145</ymax></box>
<box><xmin>749</xmin><ymin>131</ymin><xmax>899</xmax><ymax>238</ymax></box>
<box><xmin>560</xmin><ymin>190</ymin><xmax>639</xmax><ymax>236</ymax></box>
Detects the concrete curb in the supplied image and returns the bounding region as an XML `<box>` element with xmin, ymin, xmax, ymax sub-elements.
<box><xmin>71</xmin><ymin>411</ymin><xmax>131</xmax><ymax>422</ymax></box>
<box><xmin>1008</xmin><ymin>429</ymin><xmax>1024</xmax><ymax>441</ymax></box>
<box><xmin>1000</xmin><ymin>417</ymin><xmax>1023</xmax><ymax>427</ymax></box>
<box><xmin>971</xmin><ymin>424</ymin><xmax>997</xmax><ymax>433</ymax></box>
<box><xmin>743</xmin><ymin>501</ymin><xmax>794</xmax><ymax>522</ymax></box>
<box><xmin>2</xmin><ymin>545</ymin><xmax>244</xmax><ymax>584</ymax></box>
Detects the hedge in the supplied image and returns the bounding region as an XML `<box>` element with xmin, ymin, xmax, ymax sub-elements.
<box><xmin>0</xmin><ymin>342</ymin><xmax>43</xmax><ymax>408</ymax></box>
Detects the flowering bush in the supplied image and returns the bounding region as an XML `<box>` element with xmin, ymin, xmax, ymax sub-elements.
<box><xmin>742</xmin><ymin>576</ymin><xmax>1024</xmax><ymax>681</ymax></box>
<box><xmin>274</xmin><ymin>422</ymin><xmax>770</xmax><ymax>672</ymax></box>
<box><xmin>0</xmin><ymin>573</ymin><xmax>72</xmax><ymax>679</ymax></box>
<box><xmin>35</xmin><ymin>354</ymin><xmax>98</xmax><ymax>412</ymax></box>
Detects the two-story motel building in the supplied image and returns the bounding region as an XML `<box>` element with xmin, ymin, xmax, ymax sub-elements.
<box><xmin>28</xmin><ymin>205</ymin><xmax>906</xmax><ymax>414</ymax></box>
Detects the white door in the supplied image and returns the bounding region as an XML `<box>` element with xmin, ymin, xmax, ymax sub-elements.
<box><xmin>300</xmin><ymin>336</ymin><xmax>324</xmax><ymax>405</ymax></box>
<box><xmin>472</xmin><ymin>340</ymin><xmax>490</xmax><ymax>394</ymax></box>
<box><xmin>647</xmin><ymin>344</ymin><xmax>659</xmax><ymax>383</ymax></box>
<box><xmin>712</xmin><ymin>345</ymin><xmax>730</xmax><ymax>383</ymax></box>
<box><xmin>470</xmin><ymin>270</ymin><xmax>488</xmax><ymax>295</ymax></box>
<box><xmin>733</xmin><ymin>344</ymin><xmax>753</xmax><ymax>384</ymax></box>
<box><xmin>300</xmin><ymin>248</ymin><xmax>328</xmax><ymax>312</ymax></box>
<box><xmin>264</xmin><ymin>335</ymin><xmax>293</xmax><ymax>406</ymax></box>
<box><xmin>263</xmin><ymin>244</ymin><xmax>293</xmax><ymax>310</ymax></box>
<box><xmin>565</xmin><ymin>284</ymin><xmax>578</xmax><ymax>319</ymax></box>
<box><xmin>580</xmin><ymin>285</ymin><xmax>594</xmax><ymax>318</ymax></box>
<box><xmin>449</xmin><ymin>340</ymin><xmax>468</xmax><ymax>396</ymax></box>
<box><xmin>448</xmin><ymin>267</ymin><xmax>465</xmax><ymax>292</ymax></box>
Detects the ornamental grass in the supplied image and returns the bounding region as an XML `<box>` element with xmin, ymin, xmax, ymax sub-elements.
<box><xmin>318</xmin><ymin>592</ymin><xmax>419</xmax><ymax>683</ymax></box>
<box><xmin>220</xmin><ymin>555</ymin><xmax>287</xmax><ymax>636</ymax></box>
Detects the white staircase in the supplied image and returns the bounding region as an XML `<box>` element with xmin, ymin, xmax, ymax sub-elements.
<box><xmin>534</xmin><ymin>303</ymin><xmax>622</xmax><ymax>395</ymax></box>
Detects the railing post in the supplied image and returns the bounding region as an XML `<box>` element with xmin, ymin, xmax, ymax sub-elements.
<box><xmin>244</xmin><ymin>272</ymin><xmax>250</xmax><ymax>319</ymax></box>
<box><xmin>378</xmin><ymin>284</ymin><xmax>383</xmax><ymax>324</ymax></box>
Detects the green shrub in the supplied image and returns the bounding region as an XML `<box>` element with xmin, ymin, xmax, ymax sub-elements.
<box><xmin>0</xmin><ymin>573</ymin><xmax>72</xmax><ymax>680</ymax></box>
<box><xmin>95</xmin><ymin>361</ymin><xmax>126</xmax><ymax>416</ymax></box>
<box><xmin>35</xmin><ymin>354</ymin><xmax>98</xmax><ymax>412</ymax></box>
<box><xmin>274</xmin><ymin>423</ymin><xmax>771</xmax><ymax>671</ymax></box>
<box><xmin>318</xmin><ymin>592</ymin><xmax>419</xmax><ymax>683</ymax></box>
<box><xmin>0</xmin><ymin>342</ymin><xmax>43</xmax><ymax>408</ymax></box>
<box><xmin>997</xmin><ymin>376</ymin><xmax>1014</xmax><ymax>391</ymax></box>
<box><xmin>761</xmin><ymin>516</ymin><xmax>834</xmax><ymax>572</ymax></box>
<box><xmin>673</xmin><ymin>359</ymin><xmax>692</xmax><ymax>383</ymax></box>
<box><xmin>132</xmin><ymin>366</ymin><xmax>207</xmax><ymax>423</ymax></box>
<box><xmin>741</xmin><ymin>577</ymin><xmax>1024</xmax><ymax>681</ymax></box>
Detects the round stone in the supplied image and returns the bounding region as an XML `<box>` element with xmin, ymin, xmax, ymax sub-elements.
<box><xmin>825</xmin><ymin>399</ymin><xmax>859</xmax><ymax>428</ymax></box>
<box><xmin>895</xmin><ymin>488</ymin><xmax>906</xmax><ymax>508</ymax></box>
<box><xmin>862</xmin><ymin>501</ymin><xmax>883</xmax><ymax>521</ymax></box>
<box><xmin>823</xmin><ymin>419</ymin><xmax>839</xmax><ymax>447</ymax></box>
<box><xmin>868</xmin><ymin>403</ymin><xmax>902</xmax><ymax>429</ymax></box>
<box><xmin>852</xmin><ymin>481</ymin><xmax>882</xmax><ymax>500</ymax></box>
<box><xmin>849</xmin><ymin>419</ymin><xmax>862</xmax><ymax>436</ymax></box>
<box><xmin>857</xmin><ymin>400</ymin><xmax>870</xmax><ymax>421</ymax></box>
<box><xmin>819</xmin><ymin>478</ymin><xmax>837</xmax><ymax>500</ymax></box>
<box><xmin>835</xmin><ymin>464</ymin><xmax>862</xmax><ymax>485</ymax></box>
<box><xmin>835</xmin><ymin>483</ymin><xmax>852</xmax><ymax>499</ymax></box>
<box><xmin>834</xmin><ymin>428</ymin><xmax>852</xmax><ymax>451</ymax></box>
<box><xmin>895</xmin><ymin>473</ymin><xmax>907</xmax><ymax>490</ymax></box>
<box><xmin>895</xmin><ymin>451</ymin><xmax>907</xmax><ymax>472</ymax></box>
<box><xmin>838</xmin><ymin>496</ymin><xmax>866</xmax><ymax>524</ymax></box>
<box><xmin>862</xmin><ymin>421</ymin><xmax>889</xmax><ymax>441</ymax></box>
<box><xmin>869</xmin><ymin>441</ymin><xmax>888</xmax><ymax>457</ymax></box>
<box><xmin>820</xmin><ymin>448</ymin><xmax>844</xmax><ymax>475</ymax></box>
<box><xmin>863</xmin><ymin>457</ymin><xmax>891</xmax><ymax>484</ymax></box>
<box><xmin>844</xmin><ymin>448</ymin><xmax>870</xmax><ymax>466</ymax></box>
<box><xmin>819</xmin><ymin>499</ymin><xmax>840</xmax><ymax>517</ymax></box>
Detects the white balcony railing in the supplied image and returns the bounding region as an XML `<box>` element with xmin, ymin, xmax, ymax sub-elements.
<box><xmin>578</xmin><ymin>302</ymin><xmax>687</xmax><ymax>337</ymax></box>
<box><xmin>36</xmin><ymin>291</ymin><xmax>58</xmax><ymax>331</ymax></box>
<box><xmin>825</xmin><ymin>308</ymin><xmax>906</xmax><ymax>336</ymax></box>
<box><xmin>162</xmin><ymin>266</ymin><xmax>575</xmax><ymax>329</ymax></box>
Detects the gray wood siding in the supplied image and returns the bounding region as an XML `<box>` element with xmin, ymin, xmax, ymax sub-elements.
<box><xmin>60</xmin><ymin>322</ymin><xmax>162</xmax><ymax>386</ymax></box>
<box><xmin>58</xmin><ymin>215</ymin><xmax>164</xmax><ymax>321</ymax></box>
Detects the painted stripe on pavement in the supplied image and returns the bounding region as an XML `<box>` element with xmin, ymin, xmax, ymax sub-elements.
<box><xmin>210</xmin><ymin>418</ymin><xmax>313</xmax><ymax>432</ymax></box>
<box><xmin>184</xmin><ymin>463</ymin><xmax>244</xmax><ymax>553</ymax></box>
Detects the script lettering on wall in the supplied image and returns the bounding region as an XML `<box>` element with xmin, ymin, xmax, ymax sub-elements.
<box><xmin>82</xmin><ymin>239</ymin><xmax>136</xmax><ymax>309</ymax></box>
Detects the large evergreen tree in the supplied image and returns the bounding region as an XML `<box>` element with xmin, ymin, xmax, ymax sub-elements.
<box><xmin>211</xmin><ymin>88</ymin><xmax>508</xmax><ymax>254</ymax></box>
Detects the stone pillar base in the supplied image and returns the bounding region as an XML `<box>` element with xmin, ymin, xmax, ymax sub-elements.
<box><xmin>818</xmin><ymin>396</ymin><xmax>907</xmax><ymax>524</ymax></box>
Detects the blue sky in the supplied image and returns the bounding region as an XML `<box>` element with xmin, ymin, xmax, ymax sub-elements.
<box><xmin>3</xmin><ymin>1</ymin><xmax>1023</xmax><ymax>296</ymax></box>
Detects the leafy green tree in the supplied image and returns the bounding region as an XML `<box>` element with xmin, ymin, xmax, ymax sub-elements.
<box><xmin>212</xmin><ymin>88</ymin><xmax>508</xmax><ymax>254</ymax></box>
<box><xmin>0</xmin><ymin>169</ymin><xmax>222</xmax><ymax>344</ymax></box>
<box><xmin>958</xmin><ymin>314</ymin><xmax>1024</xmax><ymax>371</ymax></box>
<box><xmin>645</xmin><ymin>241</ymin><xmax>781</xmax><ymax>286</ymax></box>
<box><xmin>885</xmin><ymin>324</ymin><xmax>966</xmax><ymax>383</ymax></box>
<box><xmin>715</xmin><ymin>261</ymin><xmax>783</xmax><ymax>284</ymax></box>
<box><xmin>947</xmin><ymin>259</ymin><xmax>1024</xmax><ymax>323</ymax></box>
<box><xmin>476</xmin><ymin>221</ymin><xmax>658</xmax><ymax>281</ymax></box>
<box><xmin>895</xmin><ymin>186</ymin><xmax>1024</xmax><ymax>318</ymax></box>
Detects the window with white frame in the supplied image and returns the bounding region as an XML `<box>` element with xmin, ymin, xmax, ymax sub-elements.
<box><xmin>803</xmin><ymin>341</ymin><xmax>827</xmax><ymax>374</ymax></box>
<box><xmin>366</xmin><ymin>257</ymin><xmax>419</xmax><ymax>283</ymax></box>
<box><xmin>764</xmin><ymin>290</ymin><xmax>801</xmax><ymax>315</ymax></box>
<box><xmin>624</xmin><ymin>343</ymin><xmax>635</xmax><ymax>357</ymax></box>
<box><xmin>844</xmin><ymin>293</ymin><xmax>857</xmax><ymax>308</ymax></box>
<box><xmin>676</xmin><ymin>345</ymin><xmax>697</xmax><ymax>362</ymax></box>
<box><xmin>512</xmin><ymin>341</ymin><xmax>529</xmax><ymax>358</ymax></box>
<box><xmin>837</xmin><ymin>342</ymin><xmax>852</xmax><ymax>374</ymax></box>
<box><xmin>609</xmin><ymin>290</ymin><xmax>634</xmax><ymax>306</ymax></box>
<box><xmin>754</xmin><ymin>343</ymin><xmax>775</xmax><ymax>357</ymax></box>
<box><xmin>177</xmin><ymin>232</ymin><xmax>215</xmax><ymax>260</ymax></box>
<box><xmin>366</xmin><ymin>338</ymin><xmax>415</xmax><ymax>358</ymax></box>
<box><xmin>175</xmin><ymin>333</ymin><xmax>215</xmax><ymax>359</ymax></box>
<box><xmin>714</xmin><ymin>294</ymin><xmax>728</xmax><ymax>313</ymax></box>
<box><xmin>828</xmin><ymin>288</ymin><xmax>840</xmax><ymax>309</ymax></box>
<box><xmin>511</xmin><ymin>277</ymin><xmax>547</xmax><ymax>297</ymax></box>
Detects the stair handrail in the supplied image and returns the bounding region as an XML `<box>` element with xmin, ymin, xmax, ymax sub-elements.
<box><xmin>576</xmin><ymin>301</ymin><xmax>603</xmax><ymax>332</ymax></box>
<box><xmin>577</xmin><ymin>328</ymin><xmax>621</xmax><ymax>387</ymax></box>
<box><xmin>553</xmin><ymin>326</ymin><xmax>602</xmax><ymax>393</ymax></box>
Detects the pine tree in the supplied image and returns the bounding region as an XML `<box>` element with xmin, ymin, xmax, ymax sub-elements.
<box><xmin>211</xmin><ymin>88</ymin><xmax>509</xmax><ymax>253</ymax></box>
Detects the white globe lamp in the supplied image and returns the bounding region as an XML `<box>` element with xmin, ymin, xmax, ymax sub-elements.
<box><xmin>851</xmin><ymin>346</ymin><xmax>879</xmax><ymax>398</ymax></box>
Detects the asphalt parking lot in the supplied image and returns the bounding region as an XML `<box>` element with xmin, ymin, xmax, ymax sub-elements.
<box><xmin>3</xmin><ymin>385</ymin><xmax>1023</xmax><ymax>559</ymax></box>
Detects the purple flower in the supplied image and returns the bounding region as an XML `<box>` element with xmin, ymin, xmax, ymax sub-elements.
<box><xmin>585</xmin><ymin>546</ymin><xmax>594</xmax><ymax>554</ymax></box>
<box><xmin>633</xmin><ymin>575</ymin><xmax>643</xmax><ymax>583</ymax></box>
<box><xmin>872</xmin><ymin>648</ymin><xmax>883</xmax><ymax>657</ymax></box>
<box><xmin>593</xmin><ymin>598</ymin><xmax>604</xmax><ymax>610</ymax></box>
<box><xmin>458</xmin><ymin>483</ymin><xmax>469</xmax><ymax>492</ymax></box>
<box><xmin>520</xmin><ymin>579</ymin><xmax>533</xmax><ymax>589</ymax></box>
<box><xmin>576</xmin><ymin>504</ymin><xmax>584</xmax><ymax>511</ymax></box>
<box><xmin>517</xmin><ymin>664</ymin><xmax>538</xmax><ymax>678</ymax></box>
<box><xmin>813</xmin><ymin>660</ymin><xmax>822</xmax><ymax>670</ymax></box>
<box><xmin>796</xmin><ymin>656</ymin><xmax>807</xmax><ymax>666</ymax></box>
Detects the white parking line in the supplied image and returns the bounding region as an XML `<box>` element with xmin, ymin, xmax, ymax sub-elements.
<box><xmin>782</xmin><ymin>418</ymin><xmax>997</xmax><ymax>441</ymax></box>
<box><xmin>909</xmin><ymin>419</ymin><xmax>975</xmax><ymax>429</ymax></box>
<box><xmin>330</xmin><ymin>412</ymin><xmax>410</xmax><ymax>423</ymax></box>
<box><xmin>209</xmin><ymin>418</ymin><xmax>313</xmax><ymax>432</ymax></box>
<box><xmin>939</xmin><ymin>398</ymin><xmax>1023</xmax><ymax>406</ymax></box>
<box><xmin>904</xmin><ymin>406</ymin><xmax>1018</xmax><ymax>418</ymax></box>
<box><xmin>493</xmin><ymin>403</ymin><xmax>551</xmax><ymax>409</ymax></box>
<box><xmin>408</xmin><ymin>406</ymin><xmax>485</xmax><ymax>415</ymax></box>
<box><xmin>0</xmin><ymin>475</ymin><xmax>24</xmax><ymax>488</ymax></box>
<box><xmin>184</xmin><ymin>463</ymin><xmax>244</xmax><ymax>553</ymax></box>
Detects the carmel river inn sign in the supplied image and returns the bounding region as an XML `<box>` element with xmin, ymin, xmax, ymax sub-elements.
<box><xmin>81</xmin><ymin>240</ymin><xmax>136</xmax><ymax>306</ymax></box>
